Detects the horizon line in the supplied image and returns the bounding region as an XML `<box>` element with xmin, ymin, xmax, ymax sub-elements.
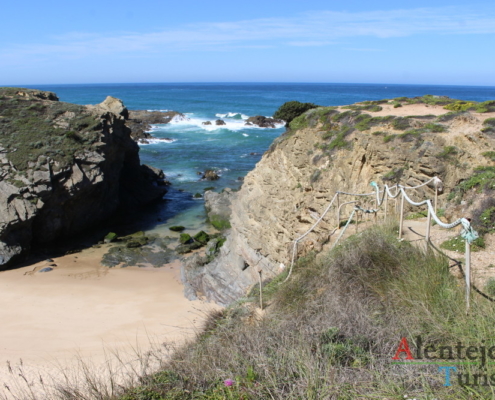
<box><xmin>3</xmin><ymin>81</ymin><xmax>495</xmax><ymax>89</ymax></box>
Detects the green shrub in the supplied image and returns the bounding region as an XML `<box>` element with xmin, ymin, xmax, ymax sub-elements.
<box><xmin>478</xmin><ymin>206</ymin><xmax>495</xmax><ymax>235</ymax></box>
<box><xmin>342</xmin><ymin>104</ymin><xmax>382</xmax><ymax>112</ymax></box>
<box><xmin>484</xmin><ymin>118</ymin><xmax>495</xmax><ymax>127</ymax></box>
<box><xmin>383</xmin><ymin>134</ymin><xmax>396</xmax><ymax>143</ymax></box>
<box><xmin>440</xmin><ymin>235</ymin><xmax>485</xmax><ymax>253</ymax></box>
<box><xmin>485</xmin><ymin>278</ymin><xmax>495</xmax><ymax>297</ymax></box>
<box><xmin>289</xmin><ymin>114</ymin><xmax>309</xmax><ymax>130</ymax></box>
<box><xmin>436</xmin><ymin>111</ymin><xmax>465</xmax><ymax>122</ymax></box>
<box><xmin>443</xmin><ymin>100</ymin><xmax>478</xmax><ymax>112</ymax></box>
<box><xmin>482</xmin><ymin>151</ymin><xmax>495</xmax><ymax>161</ymax></box>
<box><xmin>476</xmin><ymin>100</ymin><xmax>495</xmax><ymax>113</ymax></box>
<box><xmin>405</xmin><ymin>210</ymin><xmax>428</xmax><ymax>220</ymax></box>
<box><xmin>391</xmin><ymin>117</ymin><xmax>410</xmax><ymax>130</ymax></box>
<box><xmin>273</xmin><ymin>100</ymin><xmax>318</xmax><ymax>125</ymax></box>
<box><xmin>398</xmin><ymin>129</ymin><xmax>423</xmax><ymax>141</ymax></box>
<box><xmin>382</xmin><ymin>167</ymin><xmax>404</xmax><ymax>182</ymax></box>
<box><xmin>331</xmin><ymin>110</ymin><xmax>360</xmax><ymax>122</ymax></box>
<box><xmin>327</xmin><ymin>132</ymin><xmax>349</xmax><ymax>150</ymax></box>
<box><xmin>482</xmin><ymin>118</ymin><xmax>495</xmax><ymax>134</ymax></box>
<box><xmin>448</xmin><ymin>166</ymin><xmax>495</xmax><ymax>201</ymax></box>
<box><xmin>436</xmin><ymin>146</ymin><xmax>458</xmax><ymax>160</ymax></box>
<box><xmin>354</xmin><ymin>114</ymin><xmax>373</xmax><ymax>131</ymax></box>
<box><xmin>423</xmin><ymin>123</ymin><xmax>446</xmax><ymax>132</ymax></box>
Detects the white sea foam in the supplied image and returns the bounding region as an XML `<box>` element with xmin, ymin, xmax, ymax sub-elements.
<box><xmin>138</xmin><ymin>138</ymin><xmax>177</xmax><ymax>145</ymax></box>
<box><xmin>242</xmin><ymin>133</ymin><xmax>249</xmax><ymax>137</ymax></box>
<box><xmin>215</xmin><ymin>112</ymin><xmax>249</xmax><ymax>120</ymax></box>
<box><xmin>171</xmin><ymin>114</ymin><xmax>190</xmax><ymax>123</ymax></box>
<box><xmin>164</xmin><ymin>111</ymin><xmax>285</xmax><ymax>132</ymax></box>
<box><xmin>146</xmin><ymin>109</ymin><xmax>171</xmax><ymax>112</ymax></box>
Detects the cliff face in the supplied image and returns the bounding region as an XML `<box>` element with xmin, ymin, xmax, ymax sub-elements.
<box><xmin>0</xmin><ymin>88</ymin><xmax>168</xmax><ymax>268</ymax></box>
<box><xmin>188</xmin><ymin>101</ymin><xmax>495</xmax><ymax>305</ymax></box>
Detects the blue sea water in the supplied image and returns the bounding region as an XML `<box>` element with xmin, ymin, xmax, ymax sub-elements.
<box><xmin>28</xmin><ymin>83</ymin><xmax>495</xmax><ymax>234</ymax></box>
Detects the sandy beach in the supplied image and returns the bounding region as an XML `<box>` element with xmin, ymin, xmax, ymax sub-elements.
<box><xmin>0</xmin><ymin>246</ymin><xmax>218</xmax><ymax>398</ymax></box>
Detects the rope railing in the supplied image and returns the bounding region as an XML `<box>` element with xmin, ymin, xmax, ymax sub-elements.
<box><xmin>284</xmin><ymin>177</ymin><xmax>479</xmax><ymax>312</ymax></box>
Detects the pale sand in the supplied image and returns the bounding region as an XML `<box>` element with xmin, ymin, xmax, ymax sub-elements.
<box><xmin>0</xmin><ymin>246</ymin><xmax>218</xmax><ymax>398</ymax></box>
<box><xmin>337</xmin><ymin>102</ymin><xmax>492</xmax><ymax>118</ymax></box>
<box><xmin>356</xmin><ymin>102</ymin><xmax>449</xmax><ymax>117</ymax></box>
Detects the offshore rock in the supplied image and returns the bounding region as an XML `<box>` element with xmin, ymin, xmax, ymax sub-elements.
<box><xmin>126</xmin><ymin>110</ymin><xmax>183</xmax><ymax>141</ymax></box>
<box><xmin>245</xmin><ymin>115</ymin><xmax>284</xmax><ymax>128</ymax></box>
<box><xmin>0</xmin><ymin>88</ymin><xmax>168</xmax><ymax>268</ymax></box>
<box><xmin>202</xmin><ymin>170</ymin><xmax>220</xmax><ymax>181</ymax></box>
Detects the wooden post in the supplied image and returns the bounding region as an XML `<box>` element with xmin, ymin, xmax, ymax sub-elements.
<box><xmin>399</xmin><ymin>191</ymin><xmax>405</xmax><ymax>239</ymax></box>
<box><xmin>258</xmin><ymin>269</ymin><xmax>263</xmax><ymax>310</ymax></box>
<box><xmin>375</xmin><ymin>194</ymin><xmax>378</xmax><ymax>223</ymax></box>
<box><xmin>465</xmin><ymin>241</ymin><xmax>471</xmax><ymax>314</ymax></box>
<box><xmin>384</xmin><ymin>193</ymin><xmax>388</xmax><ymax>221</ymax></box>
<box><xmin>434</xmin><ymin>187</ymin><xmax>438</xmax><ymax>215</ymax></box>
<box><xmin>336</xmin><ymin>193</ymin><xmax>340</xmax><ymax>228</ymax></box>
<box><xmin>425</xmin><ymin>207</ymin><xmax>432</xmax><ymax>252</ymax></box>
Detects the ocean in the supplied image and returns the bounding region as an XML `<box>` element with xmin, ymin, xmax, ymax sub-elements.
<box><xmin>29</xmin><ymin>82</ymin><xmax>495</xmax><ymax>234</ymax></box>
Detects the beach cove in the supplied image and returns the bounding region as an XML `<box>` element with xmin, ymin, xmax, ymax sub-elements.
<box><xmin>3</xmin><ymin>83</ymin><xmax>495</xmax><ymax>397</ymax></box>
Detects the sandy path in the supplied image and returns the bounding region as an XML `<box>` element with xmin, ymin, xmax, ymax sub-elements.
<box><xmin>402</xmin><ymin>218</ymin><xmax>495</xmax><ymax>288</ymax></box>
<box><xmin>0</xmin><ymin>246</ymin><xmax>218</xmax><ymax>398</ymax></box>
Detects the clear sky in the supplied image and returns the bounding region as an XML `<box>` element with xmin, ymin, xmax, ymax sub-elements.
<box><xmin>1</xmin><ymin>0</ymin><xmax>495</xmax><ymax>86</ymax></box>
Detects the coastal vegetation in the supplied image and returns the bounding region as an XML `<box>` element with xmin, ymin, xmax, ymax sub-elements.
<box><xmin>0</xmin><ymin>89</ymin><xmax>102</xmax><ymax>170</ymax></box>
<box><xmin>273</xmin><ymin>100</ymin><xmax>318</xmax><ymax>126</ymax></box>
<box><xmin>75</xmin><ymin>223</ymin><xmax>495</xmax><ymax>399</ymax></box>
<box><xmin>4</xmin><ymin>91</ymin><xmax>495</xmax><ymax>399</ymax></box>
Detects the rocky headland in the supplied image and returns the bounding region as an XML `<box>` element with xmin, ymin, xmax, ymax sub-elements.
<box><xmin>184</xmin><ymin>96</ymin><xmax>495</xmax><ymax>305</ymax></box>
<box><xmin>0</xmin><ymin>88</ymin><xmax>169</xmax><ymax>268</ymax></box>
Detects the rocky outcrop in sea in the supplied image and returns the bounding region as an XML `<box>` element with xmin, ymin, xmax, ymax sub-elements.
<box><xmin>126</xmin><ymin>110</ymin><xmax>184</xmax><ymax>143</ymax></box>
<box><xmin>0</xmin><ymin>88</ymin><xmax>168</xmax><ymax>268</ymax></box>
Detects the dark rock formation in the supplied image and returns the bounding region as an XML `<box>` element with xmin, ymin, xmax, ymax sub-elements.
<box><xmin>101</xmin><ymin>235</ymin><xmax>175</xmax><ymax>268</ymax></box>
<box><xmin>126</xmin><ymin>110</ymin><xmax>183</xmax><ymax>142</ymax></box>
<box><xmin>245</xmin><ymin>115</ymin><xmax>283</xmax><ymax>128</ymax></box>
<box><xmin>0</xmin><ymin>88</ymin><xmax>168</xmax><ymax>268</ymax></box>
<box><xmin>215</xmin><ymin>120</ymin><xmax>226</xmax><ymax>126</ymax></box>
<box><xmin>202</xmin><ymin>121</ymin><xmax>212</xmax><ymax>126</ymax></box>
<box><xmin>202</xmin><ymin>170</ymin><xmax>220</xmax><ymax>181</ymax></box>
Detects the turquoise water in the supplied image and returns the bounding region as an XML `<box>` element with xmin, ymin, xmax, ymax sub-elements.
<box><xmin>28</xmin><ymin>83</ymin><xmax>495</xmax><ymax>233</ymax></box>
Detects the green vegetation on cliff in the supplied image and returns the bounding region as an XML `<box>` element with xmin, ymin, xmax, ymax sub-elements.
<box><xmin>0</xmin><ymin>88</ymin><xmax>102</xmax><ymax>170</ymax></box>
<box><xmin>273</xmin><ymin>100</ymin><xmax>318</xmax><ymax>126</ymax></box>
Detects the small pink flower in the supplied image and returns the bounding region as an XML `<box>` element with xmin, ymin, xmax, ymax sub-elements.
<box><xmin>224</xmin><ymin>379</ymin><xmax>234</xmax><ymax>387</ymax></box>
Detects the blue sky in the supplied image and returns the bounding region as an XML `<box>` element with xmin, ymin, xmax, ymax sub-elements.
<box><xmin>1</xmin><ymin>0</ymin><xmax>495</xmax><ymax>86</ymax></box>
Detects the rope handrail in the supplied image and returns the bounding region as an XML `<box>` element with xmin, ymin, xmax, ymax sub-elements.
<box><xmin>284</xmin><ymin>176</ymin><xmax>479</xmax><ymax>301</ymax></box>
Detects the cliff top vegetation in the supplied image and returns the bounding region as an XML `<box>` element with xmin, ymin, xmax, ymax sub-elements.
<box><xmin>0</xmin><ymin>87</ymin><xmax>102</xmax><ymax>171</ymax></box>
